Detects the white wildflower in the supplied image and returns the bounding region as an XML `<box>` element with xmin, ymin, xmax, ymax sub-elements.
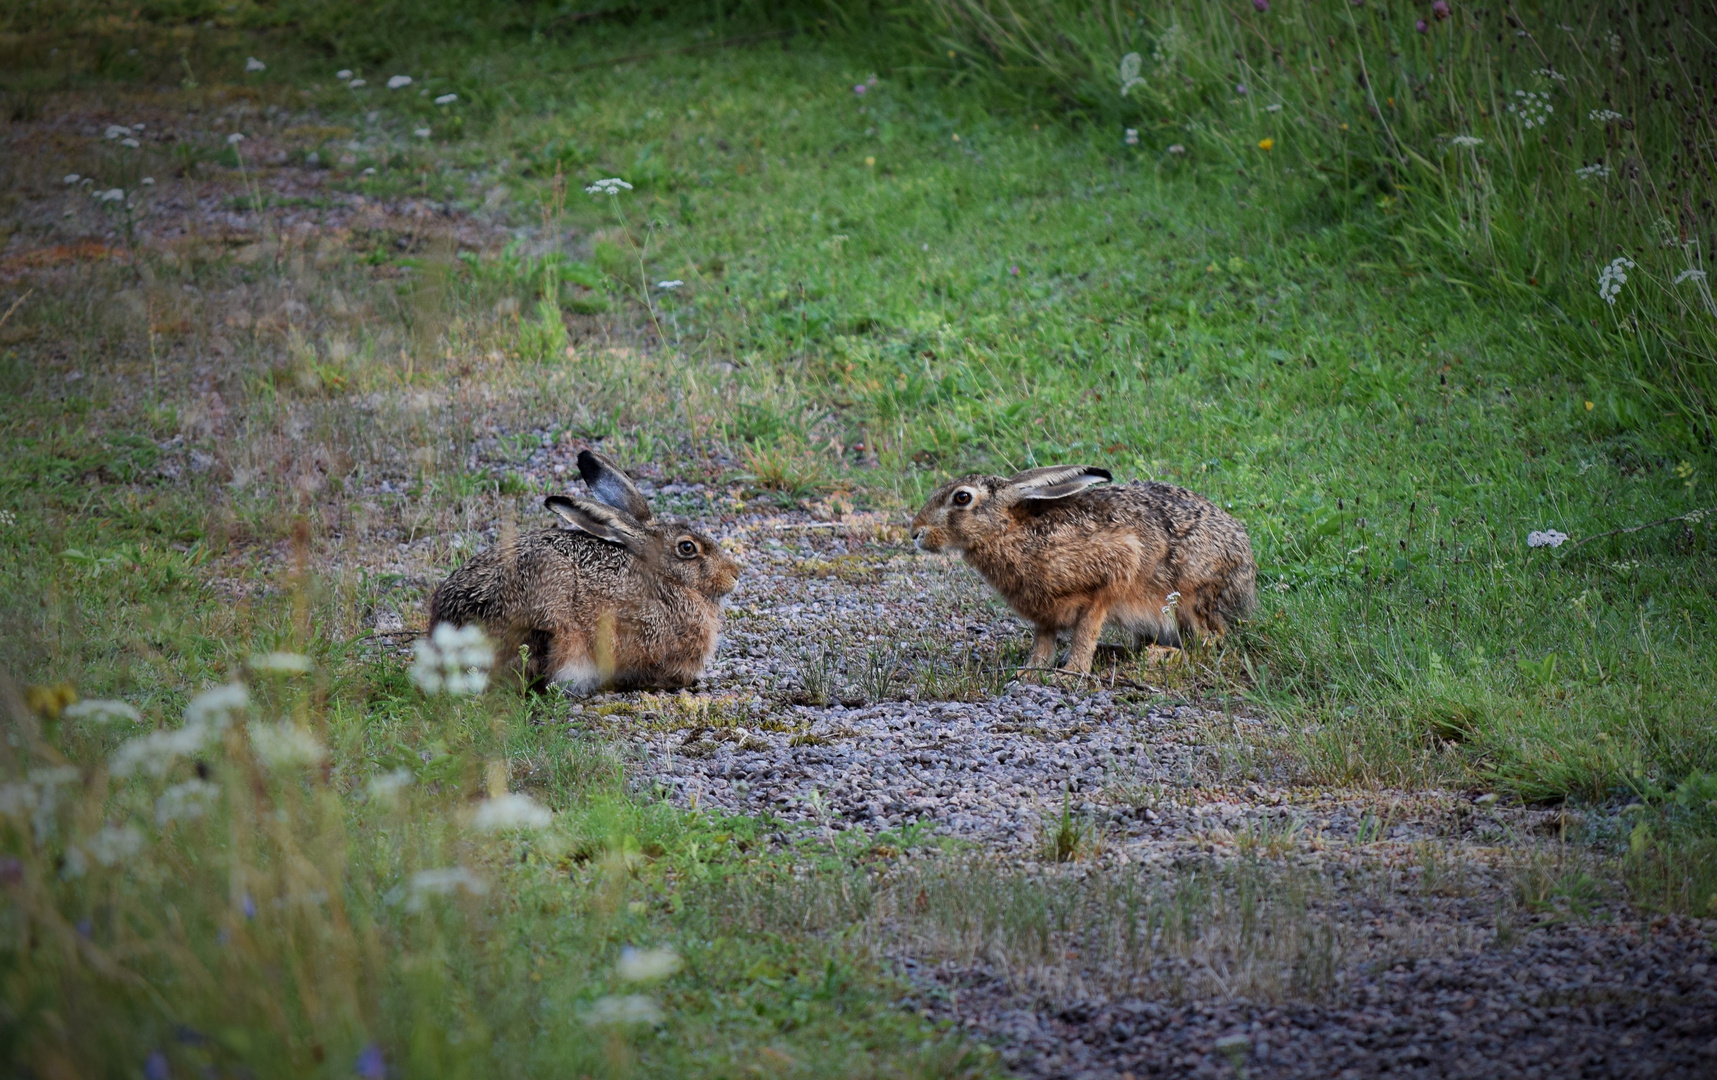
<box><xmin>1589</xmin><ymin>109</ymin><xmax>1623</xmax><ymax>123</ymax></box>
<box><xmin>141</xmin><ymin>177</ymin><xmax>154</xmax><ymax>185</ymax></box>
<box><xmin>1675</xmin><ymin>269</ymin><xmax>1708</xmax><ymax>284</ymax></box>
<box><xmin>155</xmin><ymin>779</ymin><xmax>220</xmax><ymax>826</ymax></box>
<box><xmin>63</xmin><ymin>699</ymin><xmax>142</xmax><ymax>724</ymax></box>
<box><xmin>1533</xmin><ymin>67</ymin><xmax>1567</xmax><ymax>83</ymax></box>
<box><xmin>0</xmin><ymin>509</ymin><xmax>14</xmax><ymax>526</ymax></box>
<box><xmin>1575</xmin><ymin>163</ymin><xmax>1611</xmax><ymax>180</ymax></box>
<box><xmin>1527</xmin><ymin>530</ymin><xmax>1569</xmax><ymax>549</ymax></box>
<box><xmin>1160</xmin><ymin>589</ymin><xmax>1182</xmax><ymax>618</ymax></box>
<box><xmin>404</xmin><ymin>866</ymin><xmax>487</xmax><ymax>910</ymax></box>
<box><xmin>1119</xmin><ymin>52</ymin><xmax>1146</xmax><ymax>97</ymax></box>
<box><xmin>1124</xmin><ymin>128</ymin><xmax>1139</xmax><ymax>145</ymax></box>
<box><xmin>83</xmin><ymin>824</ymin><xmax>145</xmax><ymax>866</ymax></box>
<box><xmin>245</xmin><ymin>57</ymin><xmax>266</xmax><ymax>72</ymax></box>
<box><xmin>1167</xmin><ymin>144</ymin><xmax>1186</xmax><ymax>154</ymax></box>
<box><xmin>98</xmin><ymin>188</ymin><xmax>124</xmax><ymax>202</ymax></box>
<box><xmin>616</xmin><ymin>947</ymin><xmax>681</xmax><ymax>983</ymax></box>
<box><xmin>1597</xmin><ymin>256</ymin><xmax>1635</xmax><ymax>306</ymax></box>
<box><xmin>411</xmin><ymin>623</ymin><xmax>494</xmax><ymax>695</ymax></box>
<box><xmin>63</xmin><ymin>173</ymin><xmax>80</xmax><ymax>184</ymax></box>
<box><xmin>470</xmin><ymin>792</ymin><xmax>552</xmax><ymax>831</ymax></box>
<box><xmin>414</xmin><ymin>128</ymin><xmax>430</xmax><ymax>138</ymax></box>
<box><xmin>584</xmin><ymin>177</ymin><xmax>633</xmax><ymax>196</ymax></box>
<box><xmin>336</xmin><ymin>69</ymin><xmax>353</xmax><ymax>80</ymax></box>
<box><xmin>104</xmin><ymin>125</ymin><xmax>129</xmax><ymax>140</ymax></box>
<box><xmin>656</xmin><ymin>280</ymin><xmax>684</xmax><ymax>290</ymax></box>
<box><xmin>367</xmin><ymin>768</ymin><xmax>414</xmax><ymax>801</ymax></box>
<box><xmin>1506</xmin><ymin>89</ymin><xmax>1553</xmax><ymax>129</ymax></box>
<box><xmin>120</xmin><ymin>137</ymin><xmax>140</xmax><ymax>148</ymax></box>
<box><xmin>1</xmin><ymin>767</ymin><xmax>80</xmax><ymax>845</ymax></box>
<box><xmin>248</xmin><ymin>721</ymin><xmax>327</xmax><ymax>768</ymax></box>
<box><xmin>226</xmin><ymin>133</ymin><xmax>244</xmax><ymax>145</ymax></box>
<box><xmin>435</xmin><ymin>93</ymin><xmax>458</xmax><ymax>105</ymax></box>
<box><xmin>363</xmin><ymin>167</ymin><xmax>376</xmax><ymax>175</ymax></box>
<box><xmin>112</xmin><ymin>683</ymin><xmax>247</xmax><ymax>777</ymax></box>
<box><xmin>1449</xmin><ymin>135</ymin><xmax>1483</xmax><ymax>148</ymax></box>
<box><xmin>249</xmin><ymin>651</ymin><xmax>312</xmax><ymax>674</ymax></box>
<box><xmin>349</xmin><ymin>78</ymin><xmax>367</xmax><ymax>88</ymax></box>
<box><xmin>582</xmin><ymin>995</ymin><xmax>663</xmax><ymax>1027</ymax></box>
<box><xmin>387</xmin><ymin>75</ymin><xmax>412</xmax><ymax>89</ymax></box>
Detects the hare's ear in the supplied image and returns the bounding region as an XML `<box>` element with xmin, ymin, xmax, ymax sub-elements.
<box><xmin>1002</xmin><ymin>465</ymin><xmax>1112</xmax><ymax>503</ymax></box>
<box><xmin>577</xmin><ymin>450</ymin><xmax>653</xmax><ymax>523</ymax></box>
<box><xmin>544</xmin><ymin>496</ymin><xmax>647</xmax><ymax>552</ymax></box>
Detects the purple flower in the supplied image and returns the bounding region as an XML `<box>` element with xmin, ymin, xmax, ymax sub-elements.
<box><xmin>853</xmin><ymin>84</ymin><xmax>867</xmax><ymax>96</ymax></box>
<box><xmin>1416</xmin><ymin>18</ymin><xmax>1428</xmax><ymax>31</ymax></box>
<box><xmin>145</xmin><ymin>1051</ymin><xmax>170</xmax><ymax>1080</ymax></box>
<box><xmin>355</xmin><ymin>1045</ymin><xmax>387</xmax><ymax>1079</ymax></box>
<box><xmin>1009</xmin><ymin>264</ymin><xmax>1020</xmax><ymax>276</ymax></box>
<box><xmin>1432</xmin><ymin>0</ymin><xmax>1450</xmax><ymax>18</ymax></box>
<box><xmin>0</xmin><ymin>857</ymin><xmax>22</xmax><ymax>887</ymax></box>
<box><xmin>1253</xmin><ymin>0</ymin><xmax>1269</xmax><ymax>10</ymax></box>
<box><xmin>241</xmin><ymin>893</ymin><xmax>256</xmax><ymax>920</ymax></box>
<box><xmin>1235</xmin><ymin>84</ymin><xmax>1248</xmax><ymax>95</ymax></box>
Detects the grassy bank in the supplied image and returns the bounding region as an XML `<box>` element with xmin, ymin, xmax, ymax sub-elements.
<box><xmin>2</xmin><ymin>6</ymin><xmax>1715</xmax><ymax>1076</ymax></box>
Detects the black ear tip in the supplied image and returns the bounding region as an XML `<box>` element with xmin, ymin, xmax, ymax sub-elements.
<box><xmin>1091</xmin><ymin>467</ymin><xmax>1114</xmax><ymax>480</ymax></box>
<box><xmin>544</xmin><ymin>495</ymin><xmax>572</xmax><ymax>511</ymax></box>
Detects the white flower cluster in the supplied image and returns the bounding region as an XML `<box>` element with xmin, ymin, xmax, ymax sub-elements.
<box><xmin>1449</xmin><ymin>135</ymin><xmax>1484</xmax><ymax>148</ymax></box>
<box><xmin>63</xmin><ymin>824</ymin><xmax>145</xmax><ymax>876</ymax></box>
<box><xmin>1533</xmin><ymin>67</ymin><xmax>1567</xmax><ymax>84</ymax></box>
<box><xmin>435</xmin><ymin>93</ymin><xmax>458</xmax><ymax>105</ymax></box>
<box><xmin>250</xmin><ymin>651</ymin><xmax>312</xmax><ymax>674</ymax></box>
<box><xmin>1124</xmin><ymin>128</ymin><xmax>1139</xmax><ymax>145</ymax></box>
<box><xmin>1597</xmin><ymin>256</ymin><xmax>1635</xmax><ymax>306</ymax></box>
<box><xmin>111</xmin><ymin>683</ymin><xmax>248</xmax><ymax>777</ymax></box>
<box><xmin>155</xmin><ymin>778</ymin><xmax>220</xmax><ymax>826</ymax></box>
<box><xmin>403</xmin><ymin>866</ymin><xmax>487</xmax><ymax>910</ymax></box>
<box><xmin>1675</xmin><ymin>269</ymin><xmax>1708</xmax><ymax>285</ymax></box>
<box><xmin>616</xmin><ymin>946</ymin><xmax>681</xmax><ymax>982</ymax></box>
<box><xmin>0</xmin><ymin>766</ymin><xmax>81</xmax><ymax>844</ymax></box>
<box><xmin>1119</xmin><ymin>52</ymin><xmax>1146</xmax><ymax>97</ymax></box>
<box><xmin>1507</xmin><ymin>90</ymin><xmax>1553</xmax><ymax>129</ymax></box>
<box><xmin>410</xmin><ymin>623</ymin><xmax>493</xmax><ymax>695</ymax></box>
<box><xmin>388</xmin><ymin>75</ymin><xmax>413</xmax><ymax>89</ymax></box>
<box><xmin>248</xmin><ymin>721</ymin><xmax>327</xmax><ymax>769</ymax></box>
<box><xmin>583</xmin><ymin>995</ymin><xmax>663</xmax><ymax>1026</ymax></box>
<box><xmin>656</xmin><ymin>280</ymin><xmax>684</xmax><ymax>290</ymax></box>
<box><xmin>1575</xmin><ymin>163</ymin><xmax>1611</xmax><ymax>180</ymax></box>
<box><xmin>585</xmin><ymin>177</ymin><xmax>633</xmax><ymax>195</ymax></box>
<box><xmin>470</xmin><ymin>792</ymin><xmax>552</xmax><ymax>831</ymax></box>
<box><xmin>63</xmin><ymin>698</ymin><xmax>142</xmax><ymax>724</ymax></box>
<box><xmin>245</xmin><ymin>57</ymin><xmax>266</xmax><ymax>72</ymax></box>
<box><xmin>1527</xmin><ymin>529</ymin><xmax>1569</xmax><ymax>549</ymax></box>
<box><xmin>1589</xmin><ymin>109</ymin><xmax>1623</xmax><ymax>123</ymax></box>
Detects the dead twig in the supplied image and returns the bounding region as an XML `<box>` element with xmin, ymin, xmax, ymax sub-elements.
<box><xmin>1562</xmin><ymin>505</ymin><xmax>1717</xmax><ymax>554</ymax></box>
<box><xmin>0</xmin><ymin>289</ymin><xmax>32</xmax><ymax>331</ymax></box>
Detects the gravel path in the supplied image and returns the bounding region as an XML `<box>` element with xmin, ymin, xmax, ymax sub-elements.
<box><xmin>550</xmin><ymin>494</ymin><xmax>1717</xmax><ymax>1080</ymax></box>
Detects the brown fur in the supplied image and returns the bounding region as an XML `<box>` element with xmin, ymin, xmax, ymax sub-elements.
<box><xmin>427</xmin><ymin>451</ymin><xmax>740</xmax><ymax>691</ymax></box>
<box><xmin>910</xmin><ymin>465</ymin><xmax>1255</xmax><ymax>674</ymax></box>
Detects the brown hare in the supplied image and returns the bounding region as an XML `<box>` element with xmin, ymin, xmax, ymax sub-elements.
<box><xmin>910</xmin><ymin>465</ymin><xmax>1255</xmax><ymax>675</ymax></box>
<box><xmin>427</xmin><ymin>450</ymin><xmax>741</xmax><ymax>692</ymax></box>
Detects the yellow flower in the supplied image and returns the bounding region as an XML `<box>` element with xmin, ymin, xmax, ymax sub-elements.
<box><xmin>865</xmin><ymin>156</ymin><xmax>875</xmax><ymax>167</ymax></box>
<box><xmin>1585</xmin><ymin>401</ymin><xmax>1595</xmax><ymax>411</ymax></box>
<box><xmin>1258</xmin><ymin>138</ymin><xmax>1275</xmax><ymax>151</ymax></box>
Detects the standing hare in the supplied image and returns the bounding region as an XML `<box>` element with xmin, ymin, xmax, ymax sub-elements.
<box><xmin>910</xmin><ymin>465</ymin><xmax>1255</xmax><ymax>675</ymax></box>
<box><xmin>427</xmin><ymin>450</ymin><xmax>741</xmax><ymax>691</ymax></box>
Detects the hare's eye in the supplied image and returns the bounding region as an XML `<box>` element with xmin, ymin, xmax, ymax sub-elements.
<box><xmin>952</xmin><ymin>489</ymin><xmax>974</xmax><ymax>507</ymax></box>
<box><xmin>676</xmin><ymin>539</ymin><xmax>699</xmax><ymax>558</ymax></box>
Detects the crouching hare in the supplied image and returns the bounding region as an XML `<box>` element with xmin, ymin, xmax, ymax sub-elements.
<box><xmin>427</xmin><ymin>450</ymin><xmax>741</xmax><ymax>691</ymax></box>
<box><xmin>910</xmin><ymin>465</ymin><xmax>1255</xmax><ymax>675</ymax></box>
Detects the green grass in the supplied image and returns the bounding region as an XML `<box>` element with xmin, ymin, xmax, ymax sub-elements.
<box><xmin>2</xmin><ymin>7</ymin><xmax>1717</xmax><ymax>1076</ymax></box>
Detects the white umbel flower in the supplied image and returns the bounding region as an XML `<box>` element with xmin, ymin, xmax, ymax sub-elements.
<box><xmin>411</xmin><ymin>623</ymin><xmax>494</xmax><ymax>695</ymax></box>
<box><xmin>1597</xmin><ymin>256</ymin><xmax>1635</xmax><ymax>305</ymax></box>
<box><xmin>1527</xmin><ymin>529</ymin><xmax>1569</xmax><ymax>548</ymax></box>
<box><xmin>63</xmin><ymin>699</ymin><xmax>142</xmax><ymax>724</ymax></box>
<box><xmin>585</xmin><ymin>177</ymin><xmax>633</xmax><ymax>195</ymax></box>
<box><xmin>387</xmin><ymin>75</ymin><xmax>413</xmax><ymax>89</ymax></box>
<box><xmin>616</xmin><ymin>947</ymin><xmax>681</xmax><ymax>982</ymax></box>
<box><xmin>435</xmin><ymin>93</ymin><xmax>458</xmax><ymax>105</ymax></box>
<box><xmin>470</xmin><ymin>792</ymin><xmax>553</xmax><ymax>831</ymax></box>
<box><xmin>245</xmin><ymin>57</ymin><xmax>266</xmax><ymax>72</ymax></box>
<box><xmin>250</xmin><ymin>651</ymin><xmax>312</xmax><ymax>674</ymax></box>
